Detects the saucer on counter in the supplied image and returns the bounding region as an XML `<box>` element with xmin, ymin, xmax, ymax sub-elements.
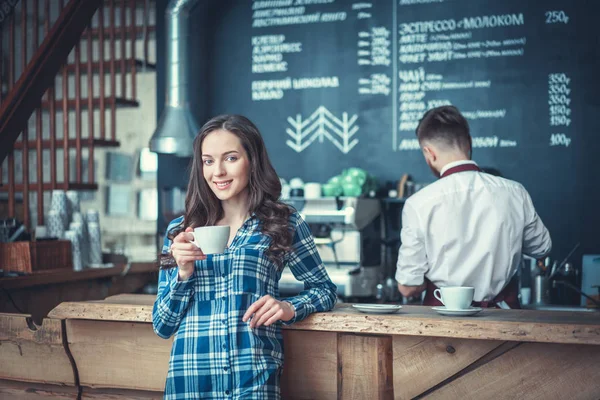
<box><xmin>352</xmin><ymin>304</ymin><xmax>402</xmax><ymax>314</ymax></box>
<box><xmin>432</xmin><ymin>306</ymin><xmax>482</xmax><ymax>316</ymax></box>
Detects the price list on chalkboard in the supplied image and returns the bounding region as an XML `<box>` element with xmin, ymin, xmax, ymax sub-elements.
<box><xmin>248</xmin><ymin>0</ymin><xmax>598</xmax><ymax>161</ymax></box>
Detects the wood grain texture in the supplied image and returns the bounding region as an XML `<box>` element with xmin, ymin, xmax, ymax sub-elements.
<box><xmin>425</xmin><ymin>342</ymin><xmax>600</xmax><ymax>400</ymax></box>
<box><xmin>47</xmin><ymin>299</ymin><xmax>600</xmax><ymax>345</ymax></box>
<box><xmin>287</xmin><ymin>304</ymin><xmax>600</xmax><ymax>345</ymax></box>
<box><xmin>101</xmin><ymin>294</ymin><xmax>156</xmax><ymax>305</ymax></box>
<box><xmin>338</xmin><ymin>333</ymin><xmax>394</xmax><ymax>400</ymax></box>
<box><xmin>0</xmin><ymin>314</ymin><xmax>74</xmax><ymax>385</ymax></box>
<box><xmin>0</xmin><ymin>378</ymin><xmax>77</xmax><ymax>400</ymax></box>
<box><xmin>48</xmin><ymin>301</ymin><xmax>154</xmax><ymax>323</ymax></box>
<box><xmin>392</xmin><ymin>336</ymin><xmax>502</xmax><ymax>400</ymax></box>
<box><xmin>281</xmin><ymin>330</ymin><xmax>337</xmax><ymax>400</ymax></box>
<box><xmin>0</xmin><ymin>378</ymin><xmax>163</xmax><ymax>399</ymax></box>
<box><xmin>66</xmin><ymin>319</ymin><xmax>171</xmax><ymax>391</ymax></box>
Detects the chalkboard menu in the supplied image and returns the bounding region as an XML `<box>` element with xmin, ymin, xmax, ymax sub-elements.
<box><xmin>158</xmin><ymin>0</ymin><xmax>600</xmax><ymax>257</ymax></box>
<box><xmin>224</xmin><ymin>0</ymin><xmax>600</xmax><ymax>188</ymax></box>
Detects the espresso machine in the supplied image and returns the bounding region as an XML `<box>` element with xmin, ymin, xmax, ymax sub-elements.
<box><xmin>280</xmin><ymin>197</ymin><xmax>382</xmax><ymax>300</ymax></box>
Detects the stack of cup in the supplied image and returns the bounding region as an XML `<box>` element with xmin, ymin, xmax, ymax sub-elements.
<box><xmin>69</xmin><ymin>221</ymin><xmax>87</xmax><ymax>267</ymax></box>
<box><xmin>87</xmin><ymin>220</ymin><xmax>102</xmax><ymax>266</ymax></box>
<box><xmin>86</xmin><ymin>209</ymin><xmax>100</xmax><ymax>224</ymax></box>
<box><xmin>71</xmin><ymin>212</ymin><xmax>89</xmax><ymax>267</ymax></box>
<box><xmin>50</xmin><ymin>190</ymin><xmax>69</xmax><ymax>231</ymax></box>
<box><xmin>66</xmin><ymin>191</ymin><xmax>81</xmax><ymax>221</ymax></box>
<box><xmin>47</xmin><ymin>209</ymin><xmax>65</xmax><ymax>238</ymax></box>
<box><xmin>65</xmin><ymin>230</ymin><xmax>83</xmax><ymax>271</ymax></box>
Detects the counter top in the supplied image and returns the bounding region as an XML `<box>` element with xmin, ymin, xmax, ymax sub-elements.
<box><xmin>48</xmin><ymin>294</ymin><xmax>600</xmax><ymax>345</ymax></box>
<box><xmin>0</xmin><ymin>262</ymin><xmax>157</xmax><ymax>290</ymax></box>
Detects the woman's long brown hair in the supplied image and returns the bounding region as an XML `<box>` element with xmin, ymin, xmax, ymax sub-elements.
<box><xmin>165</xmin><ymin>114</ymin><xmax>293</xmax><ymax>268</ymax></box>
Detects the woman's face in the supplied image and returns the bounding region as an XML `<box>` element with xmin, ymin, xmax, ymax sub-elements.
<box><xmin>201</xmin><ymin>129</ymin><xmax>251</xmax><ymax>203</ymax></box>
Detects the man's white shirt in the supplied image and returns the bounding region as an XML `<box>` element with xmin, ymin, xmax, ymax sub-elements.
<box><xmin>395</xmin><ymin>160</ymin><xmax>552</xmax><ymax>302</ymax></box>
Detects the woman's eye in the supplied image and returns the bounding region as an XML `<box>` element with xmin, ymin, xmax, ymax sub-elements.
<box><xmin>226</xmin><ymin>156</ymin><xmax>238</xmax><ymax>162</ymax></box>
<box><xmin>203</xmin><ymin>159</ymin><xmax>213</xmax><ymax>165</ymax></box>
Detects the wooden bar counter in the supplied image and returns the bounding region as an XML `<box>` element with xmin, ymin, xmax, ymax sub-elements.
<box><xmin>1</xmin><ymin>294</ymin><xmax>599</xmax><ymax>399</ymax></box>
<box><xmin>0</xmin><ymin>262</ymin><xmax>157</xmax><ymax>324</ymax></box>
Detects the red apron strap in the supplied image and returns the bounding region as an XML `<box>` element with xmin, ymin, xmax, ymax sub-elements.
<box><xmin>422</xmin><ymin>278</ymin><xmax>443</xmax><ymax>306</ymax></box>
<box><xmin>487</xmin><ymin>276</ymin><xmax>521</xmax><ymax>309</ymax></box>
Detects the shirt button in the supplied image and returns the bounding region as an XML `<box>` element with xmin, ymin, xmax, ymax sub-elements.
<box><xmin>223</xmin><ymin>367</ymin><xmax>229</xmax><ymax>372</ymax></box>
<box><xmin>222</xmin><ymin>296</ymin><xmax>226</xmax><ymax>301</ymax></box>
<box><xmin>225</xmin><ymin>390</ymin><xmax>231</xmax><ymax>395</ymax></box>
<box><xmin>221</xmin><ymin>274</ymin><xmax>226</xmax><ymax>278</ymax></box>
<box><xmin>222</xmin><ymin>343</ymin><xmax>227</xmax><ymax>349</ymax></box>
<box><xmin>221</xmin><ymin>319</ymin><xmax>226</xmax><ymax>325</ymax></box>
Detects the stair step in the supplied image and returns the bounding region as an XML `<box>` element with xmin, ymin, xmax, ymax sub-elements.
<box><xmin>12</xmin><ymin>138</ymin><xmax>120</xmax><ymax>150</ymax></box>
<box><xmin>40</xmin><ymin>97</ymin><xmax>139</xmax><ymax>110</ymax></box>
<box><xmin>64</xmin><ymin>59</ymin><xmax>156</xmax><ymax>74</ymax></box>
<box><xmin>0</xmin><ymin>183</ymin><xmax>98</xmax><ymax>192</ymax></box>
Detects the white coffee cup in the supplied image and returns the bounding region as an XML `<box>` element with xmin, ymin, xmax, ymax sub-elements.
<box><xmin>433</xmin><ymin>286</ymin><xmax>474</xmax><ymax>310</ymax></box>
<box><xmin>304</xmin><ymin>182</ymin><xmax>322</xmax><ymax>199</ymax></box>
<box><xmin>192</xmin><ymin>226</ymin><xmax>230</xmax><ymax>254</ymax></box>
<box><xmin>520</xmin><ymin>287</ymin><xmax>531</xmax><ymax>305</ymax></box>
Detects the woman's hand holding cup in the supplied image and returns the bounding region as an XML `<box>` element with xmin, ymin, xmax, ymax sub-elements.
<box><xmin>171</xmin><ymin>227</ymin><xmax>207</xmax><ymax>281</ymax></box>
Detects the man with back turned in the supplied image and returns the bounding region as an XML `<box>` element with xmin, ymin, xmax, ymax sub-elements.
<box><xmin>395</xmin><ymin>105</ymin><xmax>552</xmax><ymax>308</ymax></box>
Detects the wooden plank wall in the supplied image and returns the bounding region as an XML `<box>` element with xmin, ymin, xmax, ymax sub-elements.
<box><xmin>66</xmin><ymin>319</ymin><xmax>171</xmax><ymax>391</ymax></box>
<box><xmin>1</xmin><ymin>319</ymin><xmax>600</xmax><ymax>399</ymax></box>
<box><xmin>280</xmin><ymin>330</ymin><xmax>600</xmax><ymax>400</ymax></box>
<box><xmin>0</xmin><ymin>313</ymin><xmax>74</xmax><ymax>385</ymax></box>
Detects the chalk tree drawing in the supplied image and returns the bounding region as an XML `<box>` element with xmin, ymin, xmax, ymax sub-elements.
<box><xmin>286</xmin><ymin>106</ymin><xmax>359</xmax><ymax>154</ymax></box>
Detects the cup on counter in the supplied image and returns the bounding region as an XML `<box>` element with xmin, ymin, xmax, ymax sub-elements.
<box><xmin>433</xmin><ymin>286</ymin><xmax>474</xmax><ymax>310</ymax></box>
<box><xmin>35</xmin><ymin>225</ymin><xmax>48</xmax><ymax>239</ymax></box>
<box><xmin>520</xmin><ymin>287</ymin><xmax>531</xmax><ymax>305</ymax></box>
<box><xmin>304</xmin><ymin>182</ymin><xmax>322</xmax><ymax>199</ymax></box>
<box><xmin>192</xmin><ymin>226</ymin><xmax>230</xmax><ymax>254</ymax></box>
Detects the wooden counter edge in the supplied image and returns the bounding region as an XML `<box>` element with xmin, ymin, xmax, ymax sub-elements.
<box><xmin>46</xmin><ymin>301</ymin><xmax>600</xmax><ymax>346</ymax></box>
<box><xmin>48</xmin><ymin>302</ymin><xmax>154</xmax><ymax>322</ymax></box>
<box><xmin>0</xmin><ymin>262</ymin><xmax>157</xmax><ymax>290</ymax></box>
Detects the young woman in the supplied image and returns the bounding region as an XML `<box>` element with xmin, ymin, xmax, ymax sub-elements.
<box><xmin>152</xmin><ymin>114</ymin><xmax>337</xmax><ymax>399</ymax></box>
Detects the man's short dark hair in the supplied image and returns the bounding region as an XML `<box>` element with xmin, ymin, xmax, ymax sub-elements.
<box><xmin>415</xmin><ymin>105</ymin><xmax>472</xmax><ymax>156</ymax></box>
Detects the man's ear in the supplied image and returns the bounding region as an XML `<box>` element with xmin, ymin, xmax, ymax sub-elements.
<box><xmin>423</xmin><ymin>145</ymin><xmax>437</xmax><ymax>162</ymax></box>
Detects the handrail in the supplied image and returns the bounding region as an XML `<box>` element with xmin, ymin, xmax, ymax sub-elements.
<box><xmin>0</xmin><ymin>0</ymin><xmax>103</xmax><ymax>164</ymax></box>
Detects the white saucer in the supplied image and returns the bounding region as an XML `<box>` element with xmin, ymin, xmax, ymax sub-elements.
<box><xmin>432</xmin><ymin>306</ymin><xmax>482</xmax><ymax>316</ymax></box>
<box><xmin>352</xmin><ymin>304</ymin><xmax>403</xmax><ymax>314</ymax></box>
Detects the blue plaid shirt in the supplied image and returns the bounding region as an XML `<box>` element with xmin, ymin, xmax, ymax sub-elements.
<box><xmin>153</xmin><ymin>211</ymin><xmax>337</xmax><ymax>399</ymax></box>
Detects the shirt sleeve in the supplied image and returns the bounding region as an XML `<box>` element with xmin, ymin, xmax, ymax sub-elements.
<box><xmin>281</xmin><ymin>215</ymin><xmax>337</xmax><ymax>325</ymax></box>
<box><xmin>395</xmin><ymin>201</ymin><xmax>429</xmax><ymax>286</ymax></box>
<box><xmin>152</xmin><ymin>218</ymin><xmax>196</xmax><ymax>339</ymax></box>
<box><xmin>521</xmin><ymin>188</ymin><xmax>552</xmax><ymax>259</ymax></box>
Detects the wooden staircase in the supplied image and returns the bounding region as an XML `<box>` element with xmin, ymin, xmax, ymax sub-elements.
<box><xmin>0</xmin><ymin>0</ymin><xmax>156</xmax><ymax>230</ymax></box>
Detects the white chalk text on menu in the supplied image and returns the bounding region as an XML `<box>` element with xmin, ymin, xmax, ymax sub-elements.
<box><xmin>249</xmin><ymin>0</ymin><xmax>576</xmax><ymax>153</ymax></box>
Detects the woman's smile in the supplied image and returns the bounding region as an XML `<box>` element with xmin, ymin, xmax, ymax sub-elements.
<box><xmin>214</xmin><ymin>180</ymin><xmax>233</xmax><ymax>190</ymax></box>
